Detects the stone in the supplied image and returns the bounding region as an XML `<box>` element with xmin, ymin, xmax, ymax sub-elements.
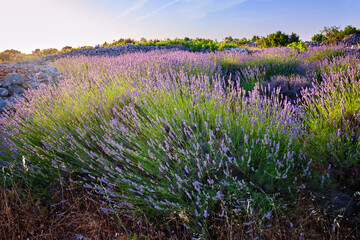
<box><xmin>0</xmin><ymin>97</ymin><xmax>6</xmax><ymax>111</ymax></box>
<box><xmin>4</xmin><ymin>73</ymin><xmax>25</xmax><ymax>86</ymax></box>
<box><xmin>7</xmin><ymin>85</ymin><xmax>25</xmax><ymax>95</ymax></box>
<box><xmin>226</xmin><ymin>48</ymin><xmax>250</xmax><ymax>53</ymax></box>
<box><xmin>246</xmin><ymin>41</ymin><xmax>257</xmax><ymax>47</ymax></box>
<box><xmin>36</xmin><ymin>72</ymin><xmax>49</xmax><ymax>81</ymax></box>
<box><xmin>343</xmin><ymin>34</ymin><xmax>360</xmax><ymax>46</ymax></box>
<box><xmin>0</xmin><ymin>88</ymin><xmax>8</xmax><ymax>97</ymax></box>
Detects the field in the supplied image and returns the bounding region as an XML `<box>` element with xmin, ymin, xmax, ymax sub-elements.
<box><xmin>0</xmin><ymin>45</ymin><xmax>359</xmax><ymax>239</ymax></box>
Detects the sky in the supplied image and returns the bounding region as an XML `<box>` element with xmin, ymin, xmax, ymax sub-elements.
<box><xmin>1</xmin><ymin>0</ymin><xmax>359</xmax><ymax>53</ymax></box>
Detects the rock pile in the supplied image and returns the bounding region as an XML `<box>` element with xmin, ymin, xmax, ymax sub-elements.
<box><xmin>343</xmin><ymin>34</ymin><xmax>360</xmax><ymax>46</ymax></box>
<box><xmin>56</xmin><ymin>44</ymin><xmax>189</xmax><ymax>58</ymax></box>
<box><xmin>0</xmin><ymin>60</ymin><xmax>60</xmax><ymax>112</ymax></box>
<box><xmin>225</xmin><ymin>47</ymin><xmax>252</xmax><ymax>53</ymax></box>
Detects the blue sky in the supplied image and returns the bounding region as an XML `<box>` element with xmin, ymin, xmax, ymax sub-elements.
<box><xmin>1</xmin><ymin>0</ymin><xmax>359</xmax><ymax>53</ymax></box>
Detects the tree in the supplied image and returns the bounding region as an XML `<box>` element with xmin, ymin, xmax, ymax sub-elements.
<box><xmin>260</xmin><ymin>31</ymin><xmax>289</xmax><ymax>47</ymax></box>
<box><xmin>251</xmin><ymin>35</ymin><xmax>260</xmax><ymax>42</ymax></box>
<box><xmin>338</xmin><ymin>25</ymin><xmax>360</xmax><ymax>40</ymax></box>
<box><xmin>311</xmin><ymin>33</ymin><xmax>327</xmax><ymax>42</ymax></box>
<box><xmin>321</xmin><ymin>26</ymin><xmax>341</xmax><ymax>44</ymax></box>
<box><xmin>0</xmin><ymin>49</ymin><xmax>22</xmax><ymax>62</ymax></box>
<box><xmin>61</xmin><ymin>46</ymin><xmax>73</xmax><ymax>53</ymax></box>
<box><xmin>288</xmin><ymin>33</ymin><xmax>300</xmax><ymax>44</ymax></box>
<box><xmin>32</xmin><ymin>49</ymin><xmax>41</xmax><ymax>55</ymax></box>
<box><xmin>237</xmin><ymin>37</ymin><xmax>249</xmax><ymax>45</ymax></box>
<box><xmin>224</xmin><ymin>36</ymin><xmax>233</xmax><ymax>43</ymax></box>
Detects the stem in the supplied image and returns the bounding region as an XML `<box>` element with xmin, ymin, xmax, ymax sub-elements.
<box><xmin>100</xmin><ymin>181</ymin><xmax>131</xmax><ymax>238</ymax></box>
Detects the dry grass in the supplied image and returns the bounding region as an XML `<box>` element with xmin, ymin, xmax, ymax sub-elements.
<box><xmin>1</xmin><ymin>183</ymin><xmax>359</xmax><ymax>240</ymax></box>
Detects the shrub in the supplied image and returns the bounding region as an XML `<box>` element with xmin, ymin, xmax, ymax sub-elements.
<box><xmin>338</xmin><ymin>25</ymin><xmax>360</xmax><ymax>40</ymax></box>
<box><xmin>61</xmin><ymin>46</ymin><xmax>73</xmax><ymax>53</ymax></box>
<box><xmin>302</xmin><ymin>55</ymin><xmax>360</xmax><ymax>181</ymax></box>
<box><xmin>0</xmin><ymin>51</ymin><xmax>308</xmax><ymax>236</ymax></box>
<box><xmin>311</xmin><ymin>34</ymin><xmax>327</xmax><ymax>42</ymax></box>
<box><xmin>33</xmin><ymin>48</ymin><xmax>59</xmax><ymax>56</ymax></box>
<box><xmin>321</xmin><ymin>26</ymin><xmax>341</xmax><ymax>44</ymax></box>
<box><xmin>259</xmin><ymin>31</ymin><xmax>300</xmax><ymax>48</ymax></box>
<box><xmin>0</xmin><ymin>49</ymin><xmax>22</xmax><ymax>62</ymax></box>
<box><xmin>287</xmin><ymin>41</ymin><xmax>308</xmax><ymax>53</ymax></box>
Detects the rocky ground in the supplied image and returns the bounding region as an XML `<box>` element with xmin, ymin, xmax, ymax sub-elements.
<box><xmin>0</xmin><ymin>59</ymin><xmax>60</xmax><ymax>112</ymax></box>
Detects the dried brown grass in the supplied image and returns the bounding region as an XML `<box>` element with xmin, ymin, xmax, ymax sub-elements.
<box><xmin>1</xmin><ymin>184</ymin><xmax>359</xmax><ymax>240</ymax></box>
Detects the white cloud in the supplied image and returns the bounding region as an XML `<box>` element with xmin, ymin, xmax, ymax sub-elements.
<box><xmin>117</xmin><ymin>0</ymin><xmax>148</xmax><ymax>18</ymax></box>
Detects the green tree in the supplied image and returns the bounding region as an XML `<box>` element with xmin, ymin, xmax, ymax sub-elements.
<box><xmin>224</xmin><ymin>36</ymin><xmax>234</xmax><ymax>43</ymax></box>
<box><xmin>251</xmin><ymin>35</ymin><xmax>260</xmax><ymax>42</ymax></box>
<box><xmin>32</xmin><ymin>49</ymin><xmax>41</xmax><ymax>55</ymax></box>
<box><xmin>40</xmin><ymin>48</ymin><xmax>59</xmax><ymax>56</ymax></box>
<box><xmin>311</xmin><ymin>33</ymin><xmax>327</xmax><ymax>42</ymax></box>
<box><xmin>260</xmin><ymin>31</ymin><xmax>291</xmax><ymax>47</ymax></box>
<box><xmin>61</xmin><ymin>46</ymin><xmax>73</xmax><ymax>53</ymax></box>
<box><xmin>321</xmin><ymin>26</ymin><xmax>341</xmax><ymax>44</ymax></box>
<box><xmin>338</xmin><ymin>25</ymin><xmax>360</xmax><ymax>40</ymax></box>
<box><xmin>288</xmin><ymin>32</ymin><xmax>300</xmax><ymax>44</ymax></box>
<box><xmin>0</xmin><ymin>49</ymin><xmax>23</xmax><ymax>62</ymax></box>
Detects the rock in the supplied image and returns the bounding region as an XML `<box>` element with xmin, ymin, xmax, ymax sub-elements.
<box><xmin>226</xmin><ymin>48</ymin><xmax>250</xmax><ymax>53</ymax></box>
<box><xmin>0</xmin><ymin>98</ymin><xmax>6</xmax><ymax>111</ymax></box>
<box><xmin>343</xmin><ymin>34</ymin><xmax>360</xmax><ymax>46</ymax></box>
<box><xmin>307</xmin><ymin>41</ymin><xmax>322</xmax><ymax>47</ymax></box>
<box><xmin>4</xmin><ymin>73</ymin><xmax>25</xmax><ymax>86</ymax></box>
<box><xmin>36</xmin><ymin>72</ymin><xmax>49</xmax><ymax>80</ymax></box>
<box><xmin>246</xmin><ymin>41</ymin><xmax>257</xmax><ymax>47</ymax></box>
<box><xmin>7</xmin><ymin>85</ymin><xmax>25</xmax><ymax>95</ymax></box>
<box><xmin>0</xmin><ymin>88</ymin><xmax>8</xmax><ymax>97</ymax></box>
<box><xmin>28</xmin><ymin>82</ymin><xmax>39</xmax><ymax>89</ymax></box>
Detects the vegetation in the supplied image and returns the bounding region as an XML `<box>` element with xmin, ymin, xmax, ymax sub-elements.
<box><xmin>287</xmin><ymin>41</ymin><xmax>308</xmax><ymax>52</ymax></box>
<box><xmin>311</xmin><ymin>33</ymin><xmax>327</xmax><ymax>42</ymax></box>
<box><xmin>311</xmin><ymin>25</ymin><xmax>360</xmax><ymax>43</ymax></box>
<box><xmin>1</xmin><ymin>44</ymin><xmax>360</xmax><ymax>238</ymax></box>
<box><xmin>32</xmin><ymin>48</ymin><xmax>59</xmax><ymax>56</ymax></box>
<box><xmin>255</xmin><ymin>31</ymin><xmax>300</xmax><ymax>48</ymax></box>
<box><xmin>0</xmin><ymin>49</ymin><xmax>39</xmax><ymax>63</ymax></box>
<box><xmin>2</xmin><ymin>25</ymin><xmax>360</xmax><ymax>64</ymax></box>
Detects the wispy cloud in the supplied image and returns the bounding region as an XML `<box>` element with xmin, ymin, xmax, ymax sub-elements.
<box><xmin>138</xmin><ymin>0</ymin><xmax>180</xmax><ymax>21</ymax></box>
<box><xmin>243</xmin><ymin>5</ymin><xmax>345</xmax><ymax>22</ymax></box>
<box><xmin>179</xmin><ymin>0</ymin><xmax>248</xmax><ymax>20</ymax></box>
<box><xmin>137</xmin><ymin>0</ymin><xmax>247</xmax><ymax>21</ymax></box>
<box><xmin>117</xmin><ymin>0</ymin><xmax>148</xmax><ymax>18</ymax></box>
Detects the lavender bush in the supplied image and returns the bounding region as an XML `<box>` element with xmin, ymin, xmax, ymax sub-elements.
<box><xmin>302</xmin><ymin>54</ymin><xmax>360</xmax><ymax>173</ymax></box>
<box><xmin>1</xmin><ymin>45</ymin><xmax>359</xmax><ymax>237</ymax></box>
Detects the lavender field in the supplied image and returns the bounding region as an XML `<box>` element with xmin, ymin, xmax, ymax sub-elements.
<box><xmin>1</xmin><ymin>45</ymin><xmax>359</xmax><ymax>239</ymax></box>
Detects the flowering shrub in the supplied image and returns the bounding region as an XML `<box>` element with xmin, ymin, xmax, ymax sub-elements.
<box><xmin>1</xmin><ymin>45</ymin><xmax>359</xmax><ymax>237</ymax></box>
<box><xmin>287</xmin><ymin>41</ymin><xmax>308</xmax><ymax>53</ymax></box>
<box><xmin>302</xmin><ymin>54</ymin><xmax>360</xmax><ymax>172</ymax></box>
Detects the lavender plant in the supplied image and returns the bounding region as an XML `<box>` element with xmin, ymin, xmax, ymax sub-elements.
<box><xmin>1</xmin><ymin>45</ymin><xmax>359</xmax><ymax>237</ymax></box>
<box><xmin>302</xmin><ymin>54</ymin><xmax>360</xmax><ymax>180</ymax></box>
<box><xmin>0</xmin><ymin>51</ymin><xmax>308</xmax><ymax>236</ymax></box>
